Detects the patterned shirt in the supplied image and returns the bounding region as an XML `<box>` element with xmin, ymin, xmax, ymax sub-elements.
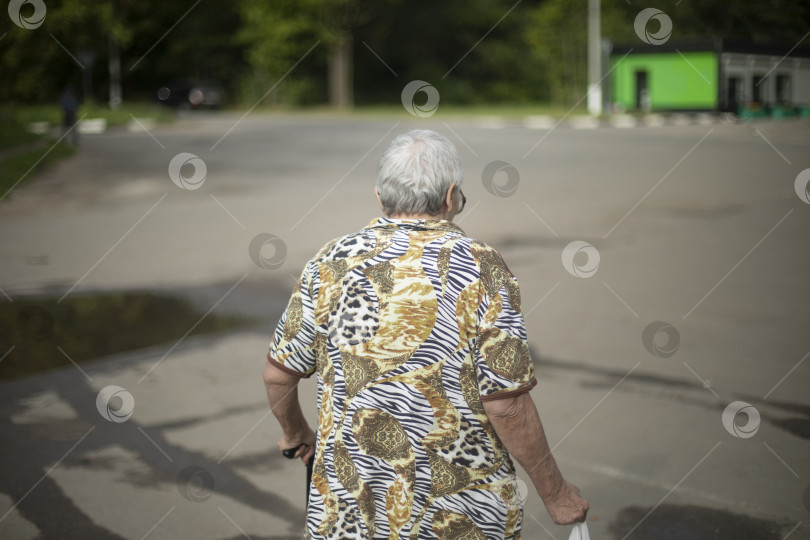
<box><xmin>268</xmin><ymin>217</ymin><xmax>537</xmax><ymax>539</ymax></box>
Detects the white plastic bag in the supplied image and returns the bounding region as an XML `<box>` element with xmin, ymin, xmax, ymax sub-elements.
<box><xmin>568</xmin><ymin>522</ymin><xmax>590</xmax><ymax>540</ymax></box>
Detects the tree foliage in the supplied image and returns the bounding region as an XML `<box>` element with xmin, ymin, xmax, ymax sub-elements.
<box><xmin>1</xmin><ymin>0</ymin><xmax>244</xmax><ymax>104</ymax></box>
<box><xmin>1</xmin><ymin>0</ymin><xmax>808</xmax><ymax>107</ymax></box>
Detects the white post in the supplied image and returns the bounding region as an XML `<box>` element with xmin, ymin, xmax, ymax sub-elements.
<box><xmin>587</xmin><ymin>0</ymin><xmax>602</xmax><ymax>116</ymax></box>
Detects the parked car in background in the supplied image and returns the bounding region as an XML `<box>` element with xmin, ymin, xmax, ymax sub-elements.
<box><xmin>157</xmin><ymin>79</ymin><xmax>225</xmax><ymax>109</ymax></box>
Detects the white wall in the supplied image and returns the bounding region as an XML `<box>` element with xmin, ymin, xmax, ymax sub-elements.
<box><xmin>720</xmin><ymin>52</ymin><xmax>810</xmax><ymax>107</ymax></box>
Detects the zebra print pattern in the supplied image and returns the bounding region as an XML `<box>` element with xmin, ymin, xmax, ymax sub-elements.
<box><xmin>269</xmin><ymin>217</ymin><xmax>536</xmax><ymax>539</ymax></box>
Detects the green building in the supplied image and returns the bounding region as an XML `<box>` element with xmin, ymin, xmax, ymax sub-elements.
<box><xmin>610</xmin><ymin>40</ymin><xmax>810</xmax><ymax>113</ymax></box>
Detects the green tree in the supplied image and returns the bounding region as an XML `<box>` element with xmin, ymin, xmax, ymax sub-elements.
<box><xmin>1</xmin><ymin>0</ymin><xmax>133</xmax><ymax>103</ymax></box>
<box><xmin>1</xmin><ymin>0</ymin><xmax>244</xmax><ymax>105</ymax></box>
<box><xmin>524</xmin><ymin>0</ymin><xmax>589</xmax><ymax>107</ymax></box>
<box><xmin>238</xmin><ymin>0</ymin><xmax>401</xmax><ymax>109</ymax></box>
<box><xmin>363</xmin><ymin>0</ymin><xmax>544</xmax><ymax>104</ymax></box>
<box><xmin>237</xmin><ymin>0</ymin><xmax>548</xmax><ymax>108</ymax></box>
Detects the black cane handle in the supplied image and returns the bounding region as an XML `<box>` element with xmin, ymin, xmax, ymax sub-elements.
<box><xmin>282</xmin><ymin>444</ymin><xmax>314</xmax><ymax>466</ymax></box>
<box><xmin>282</xmin><ymin>445</ymin><xmax>302</xmax><ymax>459</ymax></box>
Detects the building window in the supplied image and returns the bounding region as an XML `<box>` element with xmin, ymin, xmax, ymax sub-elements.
<box><xmin>752</xmin><ymin>75</ymin><xmax>768</xmax><ymax>104</ymax></box>
<box><xmin>727</xmin><ymin>76</ymin><xmax>743</xmax><ymax>111</ymax></box>
<box><xmin>776</xmin><ymin>74</ymin><xmax>791</xmax><ymax>104</ymax></box>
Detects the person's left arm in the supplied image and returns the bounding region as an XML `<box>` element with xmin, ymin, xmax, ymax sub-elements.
<box><xmin>263</xmin><ymin>357</ymin><xmax>315</xmax><ymax>464</ymax></box>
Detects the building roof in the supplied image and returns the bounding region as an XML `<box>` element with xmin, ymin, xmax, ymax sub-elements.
<box><xmin>612</xmin><ymin>38</ymin><xmax>810</xmax><ymax>58</ymax></box>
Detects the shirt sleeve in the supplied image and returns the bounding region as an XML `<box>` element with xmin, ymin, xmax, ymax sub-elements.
<box><xmin>471</xmin><ymin>244</ymin><xmax>537</xmax><ymax>401</ymax></box>
<box><xmin>267</xmin><ymin>262</ymin><xmax>319</xmax><ymax>378</ymax></box>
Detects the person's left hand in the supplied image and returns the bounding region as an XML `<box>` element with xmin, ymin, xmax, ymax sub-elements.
<box><xmin>278</xmin><ymin>427</ymin><xmax>316</xmax><ymax>464</ymax></box>
<box><xmin>542</xmin><ymin>480</ymin><xmax>589</xmax><ymax>525</ymax></box>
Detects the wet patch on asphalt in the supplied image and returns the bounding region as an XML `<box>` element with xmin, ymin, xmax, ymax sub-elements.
<box><xmin>0</xmin><ymin>291</ymin><xmax>253</xmax><ymax>381</ymax></box>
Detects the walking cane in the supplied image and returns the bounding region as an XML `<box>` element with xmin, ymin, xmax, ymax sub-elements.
<box><xmin>282</xmin><ymin>444</ymin><xmax>313</xmax><ymax>507</ymax></box>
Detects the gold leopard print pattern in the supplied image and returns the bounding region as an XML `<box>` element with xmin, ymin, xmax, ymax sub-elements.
<box><xmin>269</xmin><ymin>218</ymin><xmax>535</xmax><ymax>539</ymax></box>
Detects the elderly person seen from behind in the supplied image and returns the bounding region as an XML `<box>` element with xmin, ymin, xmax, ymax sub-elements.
<box><xmin>264</xmin><ymin>129</ymin><xmax>588</xmax><ymax>538</ymax></box>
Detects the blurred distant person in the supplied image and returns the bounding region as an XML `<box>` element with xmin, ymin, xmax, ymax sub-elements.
<box><xmin>59</xmin><ymin>84</ymin><xmax>79</xmax><ymax>145</ymax></box>
<box><xmin>264</xmin><ymin>129</ymin><xmax>588</xmax><ymax>538</ymax></box>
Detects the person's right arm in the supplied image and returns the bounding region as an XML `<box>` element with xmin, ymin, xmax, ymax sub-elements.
<box><xmin>483</xmin><ymin>392</ymin><xmax>589</xmax><ymax>525</ymax></box>
<box><xmin>263</xmin><ymin>356</ymin><xmax>316</xmax><ymax>464</ymax></box>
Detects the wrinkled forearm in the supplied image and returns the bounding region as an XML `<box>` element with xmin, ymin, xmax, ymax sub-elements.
<box><xmin>264</xmin><ymin>361</ymin><xmax>309</xmax><ymax>439</ymax></box>
<box><xmin>484</xmin><ymin>393</ymin><xmax>565</xmax><ymax>501</ymax></box>
<box><xmin>266</xmin><ymin>382</ymin><xmax>308</xmax><ymax>437</ymax></box>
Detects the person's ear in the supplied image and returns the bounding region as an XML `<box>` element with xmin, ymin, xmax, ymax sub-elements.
<box><xmin>444</xmin><ymin>183</ymin><xmax>457</xmax><ymax>211</ymax></box>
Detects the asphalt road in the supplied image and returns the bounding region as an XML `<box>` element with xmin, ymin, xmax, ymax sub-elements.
<box><xmin>1</xmin><ymin>112</ymin><xmax>809</xmax><ymax>539</ymax></box>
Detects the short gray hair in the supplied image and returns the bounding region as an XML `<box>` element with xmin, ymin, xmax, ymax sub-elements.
<box><xmin>375</xmin><ymin>129</ymin><xmax>463</xmax><ymax>216</ymax></box>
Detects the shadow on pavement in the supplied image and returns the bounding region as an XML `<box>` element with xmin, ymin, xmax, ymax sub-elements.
<box><xmin>0</xmin><ymin>356</ymin><xmax>304</xmax><ymax>538</ymax></box>
<box><xmin>532</xmin><ymin>351</ymin><xmax>810</xmax><ymax>442</ymax></box>
<box><xmin>608</xmin><ymin>503</ymin><xmax>785</xmax><ymax>540</ymax></box>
